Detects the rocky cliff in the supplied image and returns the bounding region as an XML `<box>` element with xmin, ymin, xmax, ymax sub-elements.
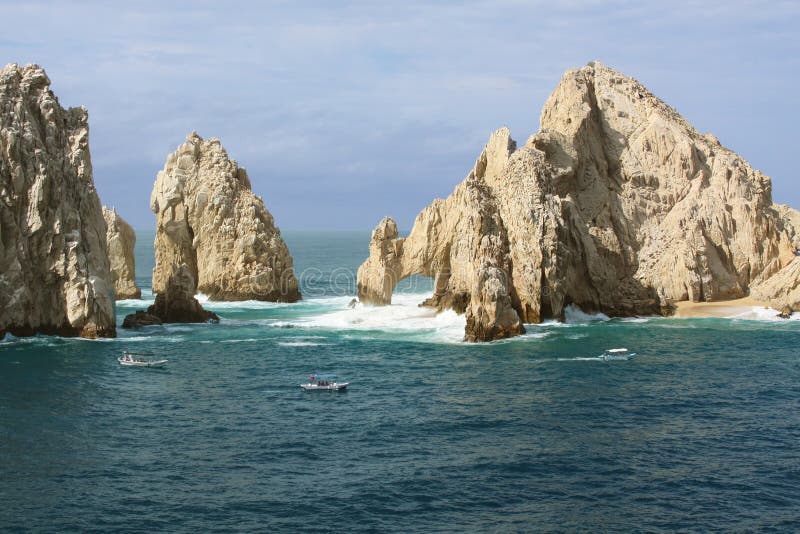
<box><xmin>0</xmin><ymin>64</ymin><xmax>115</xmax><ymax>338</ymax></box>
<box><xmin>357</xmin><ymin>61</ymin><xmax>800</xmax><ymax>341</ymax></box>
<box><xmin>103</xmin><ymin>206</ymin><xmax>141</xmax><ymax>299</ymax></box>
<box><xmin>149</xmin><ymin>133</ymin><xmax>299</xmax><ymax>322</ymax></box>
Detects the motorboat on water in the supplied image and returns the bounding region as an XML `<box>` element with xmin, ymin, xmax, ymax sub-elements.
<box><xmin>118</xmin><ymin>351</ymin><xmax>168</xmax><ymax>368</ymax></box>
<box><xmin>599</xmin><ymin>348</ymin><xmax>636</xmax><ymax>361</ymax></box>
<box><xmin>300</xmin><ymin>373</ymin><xmax>348</xmax><ymax>391</ymax></box>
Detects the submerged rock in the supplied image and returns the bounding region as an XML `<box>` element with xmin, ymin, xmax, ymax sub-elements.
<box><xmin>0</xmin><ymin>64</ymin><xmax>115</xmax><ymax>338</ymax></box>
<box><xmin>357</xmin><ymin>61</ymin><xmax>800</xmax><ymax>341</ymax></box>
<box><xmin>122</xmin><ymin>310</ymin><xmax>162</xmax><ymax>329</ymax></box>
<box><xmin>103</xmin><ymin>207</ymin><xmax>141</xmax><ymax>300</ymax></box>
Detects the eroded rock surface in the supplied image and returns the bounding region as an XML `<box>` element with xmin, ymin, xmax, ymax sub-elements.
<box><xmin>358</xmin><ymin>61</ymin><xmax>800</xmax><ymax>341</ymax></box>
<box><xmin>150</xmin><ymin>133</ymin><xmax>300</xmax><ymax>320</ymax></box>
<box><xmin>0</xmin><ymin>64</ymin><xmax>115</xmax><ymax>338</ymax></box>
<box><xmin>103</xmin><ymin>206</ymin><xmax>141</xmax><ymax>299</ymax></box>
<box><xmin>147</xmin><ymin>264</ymin><xmax>219</xmax><ymax>324</ymax></box>
<box><xmin>122</xmin><ymin>310</ymin><xmax>162</xmax><ymax>329</ymax></box>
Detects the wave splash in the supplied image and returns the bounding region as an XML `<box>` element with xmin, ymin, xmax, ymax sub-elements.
<box><xmin>288</xmin><ymin>293</ymin><xmax>467</xmax><ymax>343</ymax></box>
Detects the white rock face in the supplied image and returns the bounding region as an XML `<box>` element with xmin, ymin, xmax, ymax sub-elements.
<box><xmin>150</xmin><ymin>133</ymin><xmax>300</xmax><ymax>318</ymax></box>
<box><xmin>358</xmin><ymin>62</ymin><xmax>800</xmax><ymax>341</ymax></box>
<box><xmin>0</xmin><ymin>64</ymin><xmax>115</xmax><ymax>338</ymax></box>
<box><xmin>103</xmin><ymin>207</ymin><xmax>141</xmax><ymax>300</ymax></box>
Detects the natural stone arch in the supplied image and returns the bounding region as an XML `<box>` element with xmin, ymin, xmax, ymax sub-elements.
<box><xmin>357</xmin><ymin>62</ymin><xmax>800</xmax><ymax>341</ymax></box>
<box><xmin>356</xmin><ymin>132</ymin><xmax>527</xmax><ymax>343</ymax></box>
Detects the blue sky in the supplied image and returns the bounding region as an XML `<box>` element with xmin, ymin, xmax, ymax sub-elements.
<box><xmin>2</xmin><ymin>1</ymin><xmax>799</xmax><ymax>230</ymax></box>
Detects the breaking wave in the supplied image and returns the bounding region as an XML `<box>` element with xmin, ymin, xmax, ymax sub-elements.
<box><xmin>282</xmin><ymin>292</ymin><xmax>467</xmax><ymax>343</ymax></box>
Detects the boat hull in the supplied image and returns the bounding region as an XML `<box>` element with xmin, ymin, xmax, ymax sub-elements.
<box><xmin>599</xmin><ymin>353</ymin><xmax>636</xmax><ymax>361</ymax></box>
<box><xmin>300</xmin><ymin>383</ymin><xmax>348</xmax><ymax>391</ymax></box>
<box><xmin>118</xmin><ymin>358</ymin><xmax>168</xmax><ymax>368</ymax></box>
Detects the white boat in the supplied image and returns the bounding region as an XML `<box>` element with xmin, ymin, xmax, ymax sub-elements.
<box><xmin>118</xmin><ymin>351</ymin><xmax>168</xmax><ymax>368</ymax></box>
<box><xmin>300</xmin><ymin>373</ymin><xmax>348</xmax><ymax>391</ymax></box>
<box><xmin>599</xmin><ymin>348</ymin><xmax>636</xmax><ymax>361</ymax></box>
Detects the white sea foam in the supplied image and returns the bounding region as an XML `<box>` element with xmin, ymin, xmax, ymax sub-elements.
<box><xmin>116</xmin><ymin>298</ymin><xmax>155</xmax><ymax>307</ymax></box>
<box><xmin>725</xmin><ymin>306</ymin><xmax>800</xmax><ymax>322</ymax></box>
<box><xmin>199</xmin><ymin>295</ymin><xmax>295</xmax><ymax>310</ymax></box>
<box><xmin>0</xmin><ymin>333</ymin><xmax>19</xmax><ymax>344</ymax></box>
<box><xmin>564</xmin><ymin>304</ymin><xmax>610</xmax><ymax>324</ymax></box>
<box><xmin>117</xmin><ymin>335</ymin><xmax>185</xmax><ymax>343</ymax></box>
<box><xmin>620</xmin><ymin>317</ymin><xmax>651</xmax><ymax>323</ymax></box>
<box><xmin>300</xmin><ymin>295</ymin><xmax>358</xmax><ymax>307</ymax></box>
<box><xmin>286</xmin><ymin>292</ymin><xmax>467</xmax><ymax>343</ymax></box>
<box><xmin>269</xmin><ymin>321</ymin><xmax>299</xmax><ymax>329</ymax></box>
<box><xmin>163</xmin><ymin>325</ymin><xmax>194</xmax><ymax>332</ymax></box>
<box><xmin>566</xmin><ymin>333</ymin><xmax>588</xmax><ymax>339</ymax></box>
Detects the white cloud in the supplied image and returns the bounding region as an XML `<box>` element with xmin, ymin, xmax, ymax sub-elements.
<box><xmin>1</xmin><ymin>0</ymin><xmax>798</xmax><ymax>228</ymax></box>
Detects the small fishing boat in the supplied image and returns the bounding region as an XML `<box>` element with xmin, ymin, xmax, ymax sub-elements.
<box><xmin>300</xmin><ymin>373</ymin><xmax>348</xmax><ymax>391</ymax></box>
<box><xmin>118</xmin><ymin>351</ymin><xmax>168</xmax><ymax>368</ymax></box>
<box><xmin>599</xmin><ymin>348</ymin><xmax>636</xmax><ymax>361</ymax></box>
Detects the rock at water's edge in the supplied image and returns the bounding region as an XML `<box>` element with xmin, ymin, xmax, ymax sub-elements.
<box><xmin>146</xmin><ymin>264</ymin><xmax>219</xmax><ymax>324</ymax></box>
<box><xmin>103</xmin><ymin>206</ymin><xmax>141</xmax><ymax>300</ymax></box>
<box><xmin>0</xmin><ymin>64</ymin><xmax>115</xmax><ymax>338</ymax></box>
<box><xmin>122</xmin><ymin>311</ymin><xmax>163</xmax><ymax>328</ymax></box>
<box><xmin>150</xmin><ymin>132</ymin><xmax>300</xmax><ymax>303</ymax></box>
<box><xmin>357</xmin><ymin>61</ymin><xmax>800</xmax><ymax>341</ymax></box>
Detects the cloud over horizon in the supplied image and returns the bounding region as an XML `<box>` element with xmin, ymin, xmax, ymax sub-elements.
<box><xmin>2</xmin><ymin>0</ymin><xmax>798</xmax><ymax>230</ymax></box>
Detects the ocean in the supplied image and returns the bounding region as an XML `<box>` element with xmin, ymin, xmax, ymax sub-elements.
<box><xmin>1</xmin><ymin>231</ymin><xmax>799</xmax><ymax>532</ymax></box>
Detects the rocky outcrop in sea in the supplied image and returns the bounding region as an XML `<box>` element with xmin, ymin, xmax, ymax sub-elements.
<box><xmin>103</xmin><ymin>206</ymin><xmax>141</xmax><ymax>300</ymax></box>
<box><xmin>146</xmin><ymin>264</ymin><xmax>219</xmax><ymax>324</ymax></box>
<box><xmin>357</xmin><ymin>61</ymin><xmax>800</xmax><ymax>341</ymax></box>
<box><xmin>148</xmin><ymin>133</ymin><xmax>299</xmax><ymax>322</ymax></box>
<box><xmin>0</xmin><ymin>64</ymin><xmax>115</xmax><ymax>338</ymax></box>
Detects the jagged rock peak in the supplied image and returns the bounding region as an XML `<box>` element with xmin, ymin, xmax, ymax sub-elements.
<box><xmin>0</xmin><ymin>63</ymin><xmax>116</xmax><ymax>338</ymax></box>
<box><xmin>357</xmin><ymin>62</ymin><xmax>800</xmax><ymax>341</ymax></box>
<box><xmin>103</xmin><ymin>207</ymin><xmax>141</xmax><ymax>300</ymax></box>
<box><xmin>149</xmin><ymin>133</ymin><xmax>299</xmax><ymax>322</ymax></box>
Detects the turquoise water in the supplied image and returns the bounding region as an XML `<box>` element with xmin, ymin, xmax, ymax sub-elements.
<box><xmin>2</xmin><ymin>231</ymin><xmax>800</xmax><ymax>531</ymax></box>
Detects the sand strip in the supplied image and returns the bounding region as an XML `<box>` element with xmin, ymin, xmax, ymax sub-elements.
<box><xmin>671</xmin><ymin>297</ymin><xmax>776</xmax><ymax>319</ymax></box>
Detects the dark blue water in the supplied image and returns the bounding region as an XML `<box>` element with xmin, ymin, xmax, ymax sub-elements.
<box><xmin>2</xmin><ymin>232</ymin><xmax>800</xmax><ymax>532</ymax></box>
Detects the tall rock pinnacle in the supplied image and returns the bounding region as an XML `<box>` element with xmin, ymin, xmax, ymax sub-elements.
<box><xmin>0</xmin><ymin>64</ymin><xmax>116</xmax><ymax>338</ymax></box>
<box><xmin>149</xmin><ymin>133</ymin><xmax>300</xmax><ymax>322</ymax></box>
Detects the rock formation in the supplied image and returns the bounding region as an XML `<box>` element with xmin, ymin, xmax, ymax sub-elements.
<box><xmin>146</xmin><ymin>264</ymin><xmax>219</xmax><ymax>324</ymax></box>
<box><xmin>0</xmin><ymin>64</ymin><xmax>115</xmax><ymax>338</ymax></box>
<box><xmin>121</xmin><ymin>310</ymin><xmax>162</xmax><ymax>329</ymax></box>
<box><xmin>358</xmin><ymin>61</ymin><xmax>800</xmax><ymax>341</ymax></box>
<box><xmin>103</xmin><ymin>206</ymin><xmax>141</xmax><ymax>299</ymax></box>
<box><xmin>150</xmin><ymin>133</ymin><xmax>300</xmax><ymax>320</ymax></box>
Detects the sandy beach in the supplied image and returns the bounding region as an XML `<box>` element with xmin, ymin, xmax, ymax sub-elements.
<box><xmin>671</xmin><ymin>297</ymin><xmax>779</xmax><ymax>319</ymax></box>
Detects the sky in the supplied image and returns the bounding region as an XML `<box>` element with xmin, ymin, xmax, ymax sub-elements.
<box><xmin>2</xmin><ymin>0</ymin><xmax>799</xmax><ymax>230</ymax></box>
